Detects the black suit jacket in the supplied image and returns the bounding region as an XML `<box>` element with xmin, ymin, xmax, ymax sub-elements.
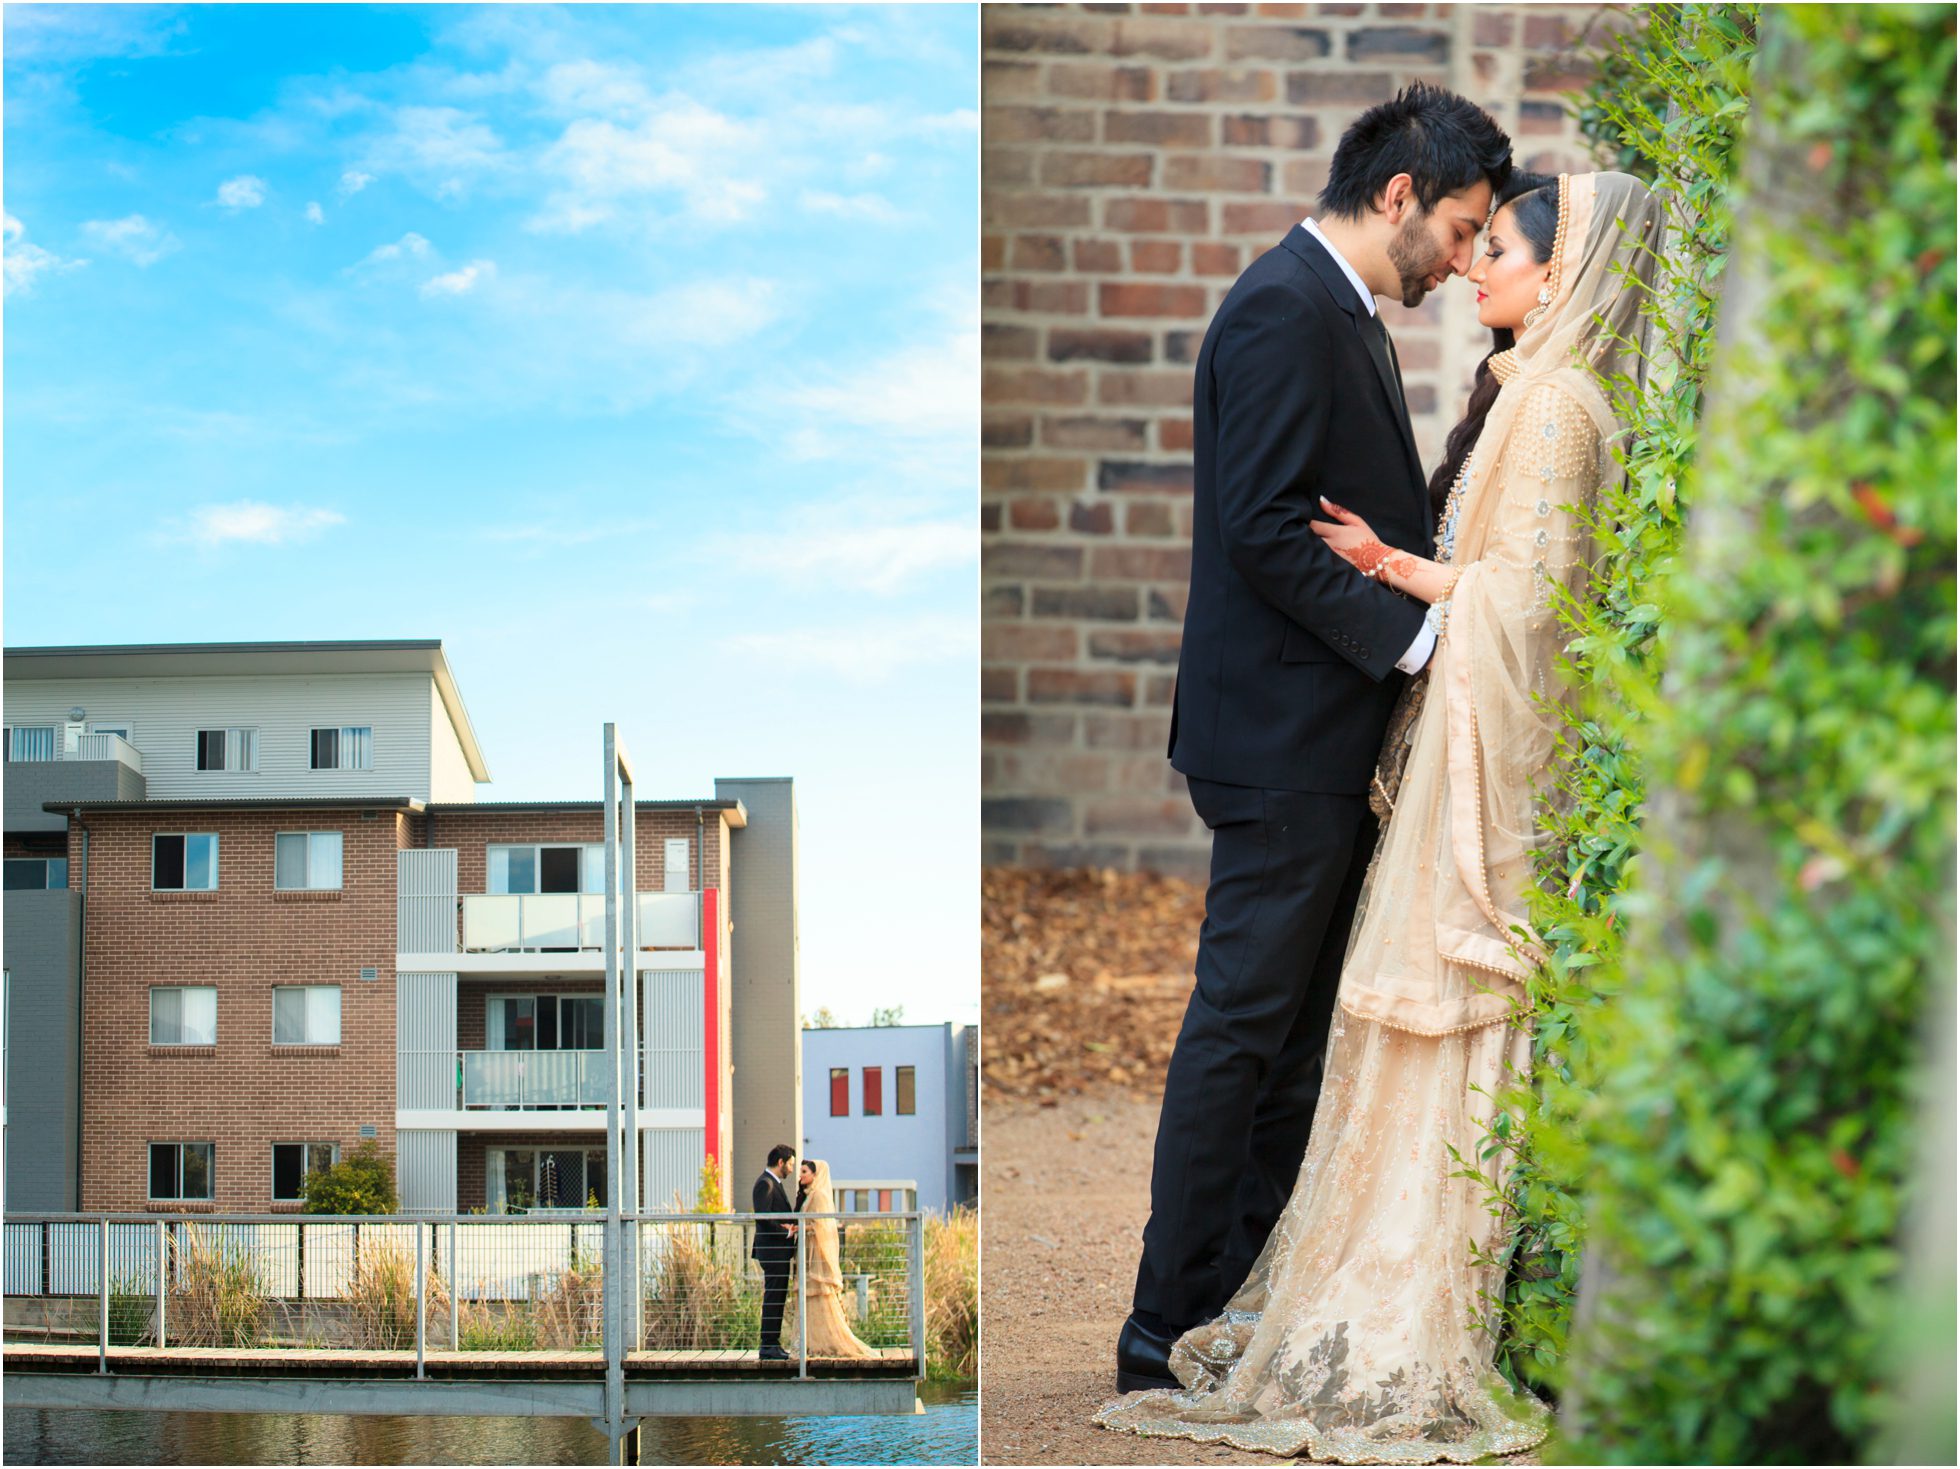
<box><xmin>751</xmin><ymin>1171</ymin><xmax>794</xmax><ymax>1262</ymax></box>
<box><xmin>1170</xmin><ymin>226</ymin><xmax>1436</xmax><ymax>794</ymax></box>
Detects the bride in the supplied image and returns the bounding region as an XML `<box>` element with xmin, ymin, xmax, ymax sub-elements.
<box><xmin>1096</xmin><ymin>171</ymin><xmax>1666</xmax><ymax>1463</ymax></box>
<box><xmin>788</xmin><ymin>1158</ymin><xmax>879</xmax><ymax>1359</ymax></box>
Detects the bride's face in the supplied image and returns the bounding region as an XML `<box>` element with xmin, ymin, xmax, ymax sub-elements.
<box><xmin>1466</xmin><ymin>203</ymin><xmax>1552</xmax><ymax>333</ymax></box>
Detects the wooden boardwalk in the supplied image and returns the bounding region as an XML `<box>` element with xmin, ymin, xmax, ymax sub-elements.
<box><xmin>3</xmin><ymin>1342</ymin><xmax>916</xmax><ymax>1379</ymax></box>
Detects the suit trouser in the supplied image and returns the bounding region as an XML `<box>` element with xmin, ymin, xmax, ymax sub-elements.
<box><xmin>758</xmin><ymin>1251</ymin><xmax>792</xmax><ymax>1349</ymax></box>
<box><xmin>1133</xmin><ymin>776</ymin><xmax>1378</xmax><ymax>1330</ymax></box>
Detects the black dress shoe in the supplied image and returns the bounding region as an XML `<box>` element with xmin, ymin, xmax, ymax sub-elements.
<box><xmin>1115</xmin><ymin>1312</ymin><xmax>1181</xmax><ymax>1393</ymax></box>
<box><xmin>758</xmin><ymin>1345</ymin><xmax>791</xmax><ymax>1361</ymax></box>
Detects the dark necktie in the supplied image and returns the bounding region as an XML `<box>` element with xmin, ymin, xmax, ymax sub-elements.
<box><xmin>1371</xmin><ymin>312</ymin><xmax>1409</xmax><ymax>418</ymax></box>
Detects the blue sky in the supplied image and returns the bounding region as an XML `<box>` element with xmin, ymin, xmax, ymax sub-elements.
<box><xmin>2</xmin><ymin>4</ymin><xmax>979</xmax><ymax>1028</ymax></box>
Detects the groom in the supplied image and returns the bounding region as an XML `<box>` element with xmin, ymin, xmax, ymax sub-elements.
<box><xmin>1118</xmin><ymin>82</ymin><xmax>1513</xmax><ymax>1392</ymax></box>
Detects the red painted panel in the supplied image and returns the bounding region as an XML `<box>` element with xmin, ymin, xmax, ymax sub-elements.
<box><xmin>863</xmin><ymin>1066</ymin><xmax>883</xmax><ymax>1116</ymax></box>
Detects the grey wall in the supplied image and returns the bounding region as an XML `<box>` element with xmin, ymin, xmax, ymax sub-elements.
<box><xmin>3</xmin><ymin>761</ymin><xmax>143</xmax><ymax>834</ymax></box>
<box><xmin>4</xmin><ymin>888</ymin><xmax>82</xmax><ymax>1212</ymax></box>
<box><xmin>715</xmin><ymin>778</ymin><xmax>800</xmax><ymax>1182</ymax></box>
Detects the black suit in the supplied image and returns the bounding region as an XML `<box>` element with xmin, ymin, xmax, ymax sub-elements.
<box><xmin>752</xmin><ymin>1170</ymin><xmax>795</xmax><ymax>1351</ymax></box>
<box><xmin>1137</xmin><ymin>227</ymin><xmax>1435</xmax><ymax>1332</ymax></box>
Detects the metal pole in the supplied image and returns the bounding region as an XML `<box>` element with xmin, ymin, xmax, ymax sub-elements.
<box><xmin>415</xmin><ymin>1222</ymin><xmax>427</xmax><ymax>1379</ymax></box>
<box><xmin>97</xmin><ymin>1217</ymin><xmax>108</xmax><ymax>1373</ymax></box>
<box><xmin>601</xmin><ymin>724</ymin><xmax>625</xmax><ymax>1458</ymax></box>
<box><xmin>909</xmin><ymin>1212</ymin><xmax>927</xmax><ymax>1379</ymax></box>
<box><xmin>449</xmin><ymin>1220</ymin><xmax>460</xmax><ymax>1351</ymax></box>
<box><xmin>620</xmin><ymin>759</ymin><xmax>639</xmax><ymax>1352</ymax></box>
<box><xmin>796</xmin><ymin>1211</ymin><xmax>808</xmax><ymax>1378</ymax></box>
<box><xmin>155</xmin><ymin>1220</ymin><xmax>166</xmax><ymax>1349</ymax></box>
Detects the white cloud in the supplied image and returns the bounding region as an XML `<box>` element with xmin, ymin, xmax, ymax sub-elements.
<box><xmin>337</xmin><ymin>170</ymin><xmax>374</xmax><ymax>198</ymax></box>
<box><xmin>721</xmin><ymin>613</ymin><xmax>974</xmax><ymax>684</ymax></box>
<box><xmin>357</xmin><ymin>105</ymin><xmax>506</xmax><ymax>199</ymax></box>
<box><xmin>723</xmin><ymin>519</ymin><xmax>971</xmax><ymax>595</ymax></box>
<box><xmin>800</xmin><ymin>189</ymin><xmax>902</xmax><ymax>222</ymax></box>
<box><xmin>626</xmin><ymin>277</ymin><xmax>778</xmax><ymax>347</ymax></box>
<box><xmin>80</xmin><ymin>214</ymin><xmax>179</xmax><ymax>266</ymax></box>
<box><xmin>3</xmin><ymin>215</ymin><xmax>87</xmax><ymax>296</ymax></box>
<box><xmin>421</xmin><ymin>260</ymin><xmax>495</xmax><ymax>297</ymax></box>
<box><xmin>305</xmin><ymin>201</ymin><xmax>326</xmax><ymax>224</ymax></box>
<box><xmin>171</xmin><ymin>501</ymin><xmax>347</xmax><ymax>547</ymax></box>
<box><xmin>216</xmin><ymin>174</ymin><xmax>267</xmax><ymax>209</ymax></box>
<box><xmin>530</xmin><ymin>98</ymin><xmax>770</xmax><ymax>231</ymax></box>
<box><xmin>349</xmin><ymin>232</ymin><xmax>433</xmax><ymax>273</ymax></box>
<box><xmin>3</xmin><ymin>6</ymin><xmax>186</xmax><ymax>64</ymax></box>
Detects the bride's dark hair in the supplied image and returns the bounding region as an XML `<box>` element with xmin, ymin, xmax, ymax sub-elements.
<box><xmin>1424</xmin><ymin>172</ymin><xmax>1560</xmax><ymax>520</ymax></box>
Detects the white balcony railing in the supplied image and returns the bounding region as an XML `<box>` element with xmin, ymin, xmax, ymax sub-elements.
<box><xmin>459</xmin><ymin>1049</ymin><xmax>608</xmax><ymax>1109</ymax></box>
<box><xmin>459</xmin><ymin>891</ymin><xmax>701</xmax><ymax>952</ymax></box>
<box><xmin>69</xmin><ymin>733</ymin><xmax>145</xmax><ymax>773</ymax></box>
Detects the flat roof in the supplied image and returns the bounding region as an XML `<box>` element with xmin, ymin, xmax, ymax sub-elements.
<box><xmin>427</xmin><ymin>800</ymin><xmax>748</xmax><ymax>828</ymax></box>
<box><xmin>4</xmin><ymin>640</ymin><xmax>491</xmax><ymax>784</ymax></box>
<box><xmin>46</xmin><ymin>798</ymin><xmax>423</xmax><ymax>814</ymax></box>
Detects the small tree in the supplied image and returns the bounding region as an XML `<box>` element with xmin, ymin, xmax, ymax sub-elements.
<box><xmin>693</xmin><ymin>1155</ymin><xmax>727</xmax><ymax>1215</ymax></box>
<box><xmin>870</xmin><ymin>1005</ymin><xmax>905</xmax><ymax>1027</ymax></box>
<box><xmin>804</xmin><ymin>1006</ymin><xmax>840</xmax><ymax>1029</ymax></box>
<box><xmin>301</xmin><ymin>1140</ymin><xmax>399</xmax><ymax>1215</ymax></box>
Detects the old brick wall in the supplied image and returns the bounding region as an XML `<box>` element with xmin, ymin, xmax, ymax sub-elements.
<box><xmin>982</xmin><ymin>2</ymin><xmax>1612</xmax><ymax>876</ymax></box>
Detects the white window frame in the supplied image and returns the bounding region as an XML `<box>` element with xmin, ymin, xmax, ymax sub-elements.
<box><xmin>3</xmin><ymin>726</ymin><xmax>57</xmax><ymax>762</ymax></box>
<box><xmin>149</xmin><ymin>986</ymin><xmax>218</xmax><ymax>1047</ymax></box>
<box><xmin>274</xmin><ymin>831</ymin><xmax>344</xmax><ymax>891</ymax></box>
<box><xmin>270</xmin><ymin>1141</ymin><xmax>339</xmax><ymax>1202</ymax></box>
<box><xmin>271</xmin><ymin>984</ymin><xmax>342</xmax><ymax>1046</ymax></box>
<box><xmin>486</xmin><ymin>843</ymin><xmax>605</xmax><ymax>896</ymax></box>
<box><xmin>152</xmin><ymin>832</ymin><xmax>220</xmax><ymax>892</ymax></box>
<box><xmin>486</xmin><ymin>1146</ymin><xmax>607</xmax><ymax>1213</ymax></box>
<box><xmin>309</xmin><ymin>725</ymin><xmax>373</xmax><ymax>772</ymax></box>
<box><xmin>149</xmin><ymin>1141</ymin><xmax>215</xmax><ymax>1202</ymax></box>
<box><xmin>194</xmin><ymin>727</ymin><xmax>258</xmax><ymax>773</ymax></box>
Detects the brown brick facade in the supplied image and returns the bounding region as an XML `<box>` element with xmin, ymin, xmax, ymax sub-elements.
<box><xmin>75</xmin><ymin>807</ymin><xmax>403</xmax><ymax>1211</ymax></box>
<box><xmin>74</xmin><ymin>802</ymin><xmax>734</xmax><ymax>1211</ymax></box>
<box><xmin>982</xmin><ymin>2</ymin><xmax>1613</xmax><ymax>874</ymax></box>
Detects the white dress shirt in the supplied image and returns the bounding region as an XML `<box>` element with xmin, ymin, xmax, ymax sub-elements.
<box><xmin>1301</xmin><ymin>217</ymin><xmax>1437</xmax><ymax>675</ymax></box>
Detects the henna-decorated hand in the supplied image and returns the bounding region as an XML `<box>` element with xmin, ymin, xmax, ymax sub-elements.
<box><xmin>1309</xmin><ymin>496</ymin><xmax>1379</xmax><ymax>560</ymax></box>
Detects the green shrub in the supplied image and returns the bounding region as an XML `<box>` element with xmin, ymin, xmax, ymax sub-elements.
<box><xmin>300</xmin><ymin>1140</ymin><xmax>399</xmax><ymax>1215</ymax></box>
<box><xmin>106</xmin><ymin>1271</ymin><xmax>153</xmax><ymax>1346</ymax></box>
<box><xmin>1545</xmin><ymin>7</ymin><xmax>1956</xmax><ymax>1461</ymax></box>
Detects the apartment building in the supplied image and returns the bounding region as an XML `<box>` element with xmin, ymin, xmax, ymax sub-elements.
<box><xmin>1</xmin><ymin>641</ymin><xmax>801</xmax><ymax>1216</ymax></box>
<box><xmin>800</xmin><ymin>1022</ymin><xmax>978</xmax><ymax>1214</ymax></box>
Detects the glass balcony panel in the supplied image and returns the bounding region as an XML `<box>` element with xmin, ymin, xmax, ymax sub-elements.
<box><xmin>522</xmin><ymin>893</ymin><xmax>581</xmax><ymax>949</ymax></box>
<box><xmin>638</xmin><ymin>892</ymin><xmax>700</xmax><ymax>948</ymax></box>
<box><xmin>460</xmin><ymin>1049</ymin><xmax>608</xmax><ymax>1109</ymax></box>
<box><xmin>461</xmin><ymin>895</ymin><xmax>521</xmax><ymax>951</ymax></box>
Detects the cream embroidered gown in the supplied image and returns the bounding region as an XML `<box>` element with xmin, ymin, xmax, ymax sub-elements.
<box><xmin>1096</xmin><ymin>173</ymin><xmax>1666</xmax><ymax>1464</ymax></box>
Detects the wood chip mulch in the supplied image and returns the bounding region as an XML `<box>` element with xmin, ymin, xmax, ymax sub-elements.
<box><xmin>982</xmin><ymin>866</ymin><xmax>1205</xmax><ymax>1103</ymax></box>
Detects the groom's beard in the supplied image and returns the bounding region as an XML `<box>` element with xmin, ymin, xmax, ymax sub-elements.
<box><xmin>1387</xmin><ymin>211</ymin><xmax>1451</xmax><ymax>308</ymax></box>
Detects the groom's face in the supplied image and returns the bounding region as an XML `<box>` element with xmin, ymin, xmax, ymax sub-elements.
<box><xmin>1386</xmin><ymin>182</ymin><xmax>1492</xmax><ymax>309</ymax></box>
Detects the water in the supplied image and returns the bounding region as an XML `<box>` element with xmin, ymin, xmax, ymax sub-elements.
<box><xmin>1</xmin><ymin>1382</ymin><xmax>976</xmax><ymax>1465</ymax></box>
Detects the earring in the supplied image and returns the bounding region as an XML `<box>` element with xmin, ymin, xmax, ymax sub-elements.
<box><xmin>1522</xmin><ymin>283</ymin><xmax>1553</xmax><ymax>331</ymax></box>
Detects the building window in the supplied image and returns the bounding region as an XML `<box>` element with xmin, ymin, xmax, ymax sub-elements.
<box><xmin>487</xmin><ymin>1147</ymin><xmax>606</xmax><ymax>1212</ymax></box>
<box><xmin>488</xmin><ymin>993</ymin><xmax>603</xmax><ymax>1050</ymax></box>
<box><xmin>149</xmin><ymin>1142</ymin><xmax>214</xmax><ymax>1201</ymax></box>
<box><xmin>195</xmin><ymin>728</ymin><xmax>257</xmax><ymax>772</ymax></box>
<box><xmin>272</xmin><ymin>985</ymin><xmax>341</xmax><ymax>1045</ymax></box>
<box><xmin>830</xmin><ymin>1068</ymin><xmax>849</xmax><ymax>1117</ymax></box>
<box><xmin>863</xmin><ymin>1066</ymin><xmax>883</xmax><ymax>1117</ymax></box>
<box><xmin>150</xmin><ymin>986</ymin><xmax>218</xmax><ymax>1046</ymax></box>
<box><xmin>2</xmin><ymin>858</ymin><xmax>67</xmax><ymax>890</ymax></box>
<box><xmin>153</xmin><ymin>833</ymin><xmax>219</xmax><ymax>891</ymax></box>
<box><xmin>2</xmin><ymin>726</ymin><xmax>56</xmax><ymax>762</ymax></box>
<box><xmin>310</xmin><ymin>726</ymin><xmax>373</xmax><ymax>771</ymax></box>
<box><xmin>663</xmin><ymin>838</ymin><xmax>691</xmax><ymax>893</ymax></box>
<box><xmin>896</xmin><ymin>1065</ymin><xmax>916</xmax><ymax>1116</ymax></box>
<box><xmin>275</xmin><ymin>832</ymin><xmax>343</xmax><ymax>890</ymax></box>
<box><xmin>271</xmin><ymin>1142</ymin><xmax>337</xmax><ymax>1202</ymax></box>
<box><xmin>488</xmin><ymin>844</ymin><xmax>604</xmax><ymax>895</ymax></box>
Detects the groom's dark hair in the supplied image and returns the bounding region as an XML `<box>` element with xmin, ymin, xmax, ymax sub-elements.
<box><xmin>767</xmin><ymin>1143</ymin><xmax>795</xmax><ymax>1166</ymax></box>
<box><xmin>1318</xmin><ymin>81</ymin><xmax>1513</xmax><ymax>220</ymax></box>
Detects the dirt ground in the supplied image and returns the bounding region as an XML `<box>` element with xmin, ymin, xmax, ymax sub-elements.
<box><xmin>979</xmin><ymin>866</ymin><xmax>1542</xmax><ymax>1467</ymax></box>
<box><xmin>981</xmin><ymin>1091</ymin><xmax>1286</xmax><ymax>1467</ymax></box>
